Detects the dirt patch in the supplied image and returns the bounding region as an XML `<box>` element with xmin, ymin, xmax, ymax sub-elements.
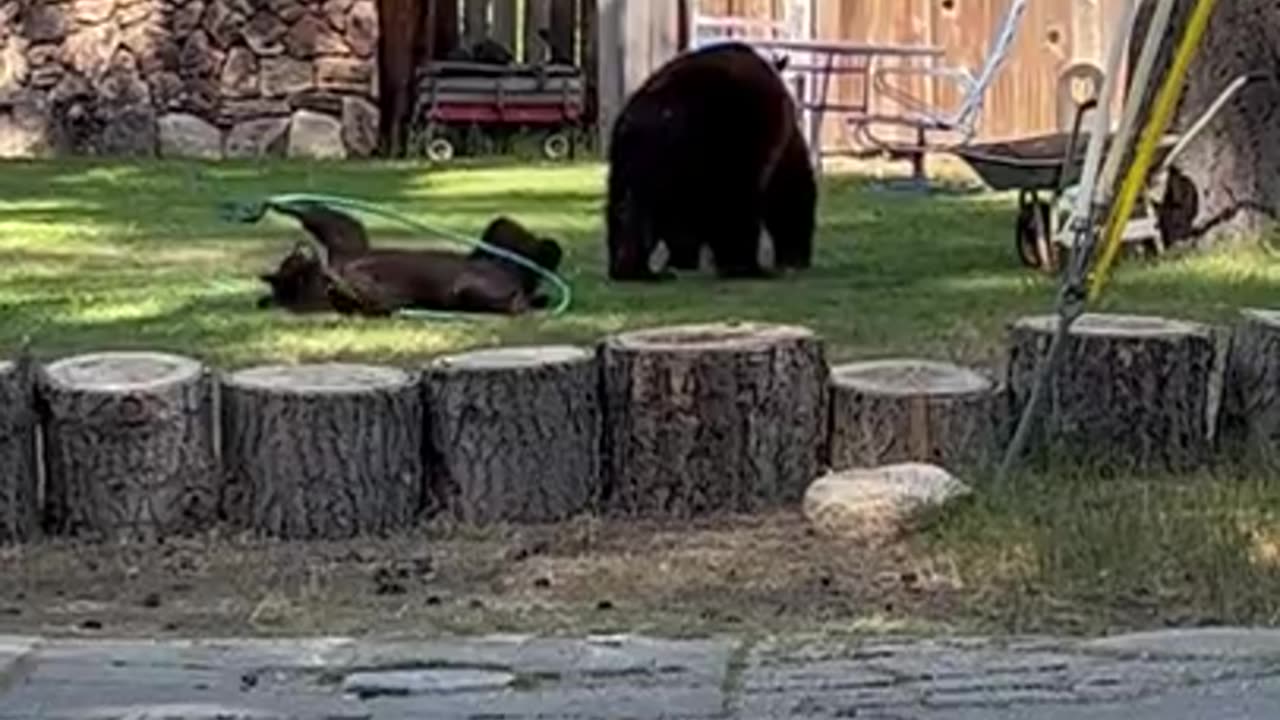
<box><xmin>0</xmin><ymin>511</ymin><xmax>965</xmax><ymax>639</ymax></box>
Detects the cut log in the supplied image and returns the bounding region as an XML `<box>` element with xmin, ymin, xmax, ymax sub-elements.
<box><xmin>220</xmin><ymin>363</ymin><xmax>424</xmax><ymax>540</ymax></box>
<box><xmin>1219</xmin><ymin>308</ymin><xmax>1280</xmax><ymax>469</ymax></box>
<box><xmin>40</xmin><ymin>351</ymin><xmax>218</xmax><ymax>541</ymax></box>
<box><xmin>0</xmin><ymin>358</ymin><xmax>38</xmax><ymax>544</ymax></box>
<box><xmin>828</xmin><ymin>359</ymin><xmax>999</xmax><ymax>473</ymax></box>
<box><xmin>601</xmin><ymin>322</ymin><xmax>828</xmax><ymax>517</ymax></box>
<box><xmin>422</xmin><ymin>345</ymin><xmax>602</xmax><ymax>525</ymax></box>
<box><xmin>1006</xmin><ymin>313</ymin><xmax>1219</xmax><ymax>473</ymax></box>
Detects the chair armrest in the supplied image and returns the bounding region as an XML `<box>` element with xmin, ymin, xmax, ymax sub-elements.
<box><xmin>872</xmin><ymin>64</ymin><xmax>975</xmax><ymax>123</ymax></box>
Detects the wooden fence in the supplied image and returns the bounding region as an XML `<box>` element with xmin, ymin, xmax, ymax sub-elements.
<box><xmin>697</xmin><ymin>0</ymin><xmax>1129</xmax><ymax>151</ymax></box>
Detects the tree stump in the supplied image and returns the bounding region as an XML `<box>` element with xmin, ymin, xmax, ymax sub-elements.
<box><xmin>220</xmin><ymin>363</ymin><xmax>424</xmax><ymax>540</ymax></box>
<box><xmin>1220</xmin><ymin>308</ymin><xmax>1280</xmax><ymax>469</ymax></box>
<box><xmin>40</xmin><ymin>351</ymin><xmax>218</xmax><ymax>541</ymax></box>
<box><xmin>421</xmin><ymin>346</ymin><xmax>602</xmax><ymax>525</ymax></box>
<box><xmin>828</xmin><ymin>359</ymin><xmax>999</xmax><ymax>473</ymax></box>
<box><xmin>0</xmin><ymin>358</ymin><xmax>38</xmax><ymax>544</ymax></box>
<box><xmin>601</xmin><ymin>322</ymin><xmax>828</xmax><ymax>517</ymax></box>
<box><xmin>1006</xmin><ymin>313</ymin><xmax>1219</xmax><ymax>472</ymax></box>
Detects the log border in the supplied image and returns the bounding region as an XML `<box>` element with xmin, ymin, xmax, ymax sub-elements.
<box><xmin>0</xmin><ymin>308</ymin><xmax>1266</xmax><ymax>545</ymax></box>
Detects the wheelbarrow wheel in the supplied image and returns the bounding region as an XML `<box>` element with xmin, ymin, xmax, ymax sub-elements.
<box><xmin>1015</xmin><ymin>190</ymin><xmax>1058</xmax><ymax>273</ymax></box>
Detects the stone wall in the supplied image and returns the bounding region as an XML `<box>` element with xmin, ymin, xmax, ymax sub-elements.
<box><xmin>0</xmin><ymin>0</ymin><xmax>380</xmax><ymax>159</ymax></box>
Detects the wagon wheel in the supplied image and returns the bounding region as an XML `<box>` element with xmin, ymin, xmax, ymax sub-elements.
<box><xmin>541</xmin><ymin>131</ymin><xmax>571</xmax><ymax>162</ymax></box>
<box><xmin>426</xmin><ymin>136</ymin><xmax>456</xmax><ymax>163</ymax></box>
<box><xmin>1015</xmin><ymin>189</ymin><xmax>1058</xmax><ymax>273</ymax></box>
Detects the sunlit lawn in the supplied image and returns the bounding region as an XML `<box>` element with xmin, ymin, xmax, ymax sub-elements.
<box><xmin>4</xmin><ymin>156</ymin><xmax>1278</xmax><ymax>371</ymax></box>
<box><xmin>5</xmin><ymin>155</ymin><xmax>1280</xmax><ymax>638</ymax></box>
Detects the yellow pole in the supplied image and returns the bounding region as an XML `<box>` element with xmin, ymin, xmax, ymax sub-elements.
<box><xmin>1086</xmin><ymin>0</ymin><xmax>1220</xmax><ymax>302</ymax></box>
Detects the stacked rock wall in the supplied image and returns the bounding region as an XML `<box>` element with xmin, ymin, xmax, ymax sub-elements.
<box><xmin>0</xmin><ymin>0</ymin><xmax>380</xmax><ymax>159</ymax></box>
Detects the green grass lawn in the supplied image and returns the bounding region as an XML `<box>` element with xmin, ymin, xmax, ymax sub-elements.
<box><xmin>5</xmin><ymin>156</ymin><xmax>1280</xmax><ymax>638</ymax></box>
<box><xmin>4</xmin><ymin>156</ymin><xmax>1278</xmax><ymax>371</ymax></box>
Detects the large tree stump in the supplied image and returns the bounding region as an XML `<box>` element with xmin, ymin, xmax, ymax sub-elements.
<box><xmin>40</xmin><ymin>351</ymin><xmax>218</xmax><ymax>541</ymax></box>
<box><xmin>421</xmin><ymin>346</ymin><xmax>602</xmax><ymax>525</ymax></box>
<box><xmin>828</xmin><ymin>359</ymin><xmax>999</xmax><ymax>473</ymax></box>
<box><xmin>1006</xmin><ymin>313</ymin><xmax>1219</xmax><ymax>473</ymax></box>
<box><xmin>601</xmin><ymin>322</ymin><xmax>828</xmax><ymax>517</ymax></box>
<box><xmin>0</xmin><ymin>358</ymin><xmax>38</xmax><ymax>544</ymax></box>
<box><xmin>1219</xmin><ymin>308</ymin><xmax>1280</xmax><ymax>469</ymax></box>
<box><xmin>220</xmin><ymin>363</ymin><xmax>424</xmax><ymax>540</ymax></box>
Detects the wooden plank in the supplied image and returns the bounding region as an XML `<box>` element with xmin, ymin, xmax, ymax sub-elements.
<box><xmin>524</xmin><ymin>0</ymin><xmax>553</xmax><ymax>62</ymax></box>
<box><xmin>464</xmin><ymin>0</ymin><xmax>489</xmax><ymax>43</ymax></box>
<box><xmin>493</xmin><ymin>0</ymin><xmax>519</xmax><ymax>54</ymax></box>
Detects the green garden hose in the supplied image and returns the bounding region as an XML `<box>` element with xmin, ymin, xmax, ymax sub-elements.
<box><xmin>218</xmin><ymin>192</ymin><xmax>574</xmax><ymax>320</ymax></box>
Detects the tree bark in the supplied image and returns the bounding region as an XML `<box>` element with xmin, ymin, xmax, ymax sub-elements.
<box><xmin>1127</xmin><ymin>0</ymin><xmax>1280</xmax><ymax>246</ymax></box>
<box><xmin>220</xmin><ymin>363</ymin><xmax>424</xmax><ymax>540</ymax></box>
<box><xmin>601</xmin><ymin>323</ymin><xmax>829</xmax><ymax>518</ymax></box>
<box><xmin>422</xmin><ymin>346</ymin><xmax>602</xmax><ymax>525</ymax></box>
<box><xmin>828</xmin><ymin>359</ymin><xmax>999</xmax><ymax>473</ymax></box>
<box><xmin>1006</xmin><ymin>313</ymin><xmax>1220</xmax><ymax>473</ymax></box>
<box><xmin>39</xmin><ymin>352</ymin><xmax>218</xmax><ymax>542</ymax></box>
<box><xmin>1219</xmin><ymin>308</ymin><xmax>1280</xmax><ymax>470</ymax></box>
<box><xmin>0</xmin><ymin>358</ymin><xmax>38</xmax><ymax>544</ymax></box>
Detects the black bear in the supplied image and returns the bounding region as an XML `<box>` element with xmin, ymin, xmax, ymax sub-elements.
<box><xmin>605</xmin><ymin>42</ymin><xmax>816</xmax><ymax>281</ymax></box>
<box><xmin>256</xmin><ymin>201</ymin><xmax>564</xmax><ymax>316</ymax></box>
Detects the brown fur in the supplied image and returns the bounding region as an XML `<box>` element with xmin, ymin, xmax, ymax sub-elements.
<box><xmin>257</xmin><ymin>203</ymin><xmax>564</xmax><ymax>316</ymax></box>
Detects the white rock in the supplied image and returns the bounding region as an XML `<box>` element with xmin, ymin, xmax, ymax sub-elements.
<box><xmin>287</xmin><ymin>109</ymin><xmax>346</xmax><ymax>159</ymax></box>
<box><xmin>157</xmin><ymin>112</ymin><xmax>222</xmax><ymax>159</ymax></box>
<box><xmin>803</xmin><ymin>463</ymin><xmax>972</xmax><ymax>544</ymax></box>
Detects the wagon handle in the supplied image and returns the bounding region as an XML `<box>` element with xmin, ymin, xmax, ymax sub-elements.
<box><xmin>1158</xmin><ymin>71</ymin><xmax>1268</xmax><ymax>174</ymax></box>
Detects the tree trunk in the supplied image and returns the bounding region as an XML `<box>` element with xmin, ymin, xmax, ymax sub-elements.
<box><xmin>601</xmin><ymin>323</ymin><xmax>829</xmax><ymax>518</ymax></box>
<box><xmin>39</xmin><ymin>352</ymin><xmax>218</xmax><ymax>542</ymax></box>
<box><xmin>828</xmin><ymin>359</ymin><xmax>999</xmax><ymax>473</ymax></box>
<box><xmin>220</xmin><ymin>363</ymin><xmax>423</xmax><ymax>540</ymax></box>
<box><xmin>0</xmin><ymin>358</ymin><xmax>38</xmax><ymax>544</ymax></box>
<box><xmin>1127</xmin><ymin>0</ymin><xmax>1280</xmax><ymax>246</ymax></box>
<box><xmin>1006</xmin><ymin>313</ymin><xmax>1220</xmax><ymax>473</ymax></box>
<box><xmin>422</xmin><ymin>346</ymin><xmax>602</xmax><ymax>525</ymax></box>
<box><xmin>1219</xmin><ymin>309</ymin><xmax>1280</xmax><ymax>470</ymax></box>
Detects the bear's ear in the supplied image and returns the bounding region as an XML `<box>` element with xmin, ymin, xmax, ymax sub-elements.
<box><xmin>536</xmin><ymin>238</ymin><xmax>564</xmax><ymax>270</ymax></box>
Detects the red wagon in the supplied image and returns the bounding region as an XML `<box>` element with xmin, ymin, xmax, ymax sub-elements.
<box><xmin>410</xmin><ymin>60</ymin><xmax>587</xmax><ymax>163</ymax></box>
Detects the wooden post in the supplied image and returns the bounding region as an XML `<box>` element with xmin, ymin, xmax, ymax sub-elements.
<box><xmin>549</xmin><ymin>0</ymin><xmax>577</xmax><ymax>62</ymax></box>
<box><xmin>828</xmin><ymin>359</ymin><xmax>1000</xmax><ymax>473</ymax></box>
<box><xmin>1006</xmin><ymin>312</ymin><xmax>1220</xmax><ymax>473</ymax></box>
<box><xmin>464</xmin><ymin>0</ymin><xmax>489</xmax><ymax>44</ymax></box>
<box><xmin>220</xmin><ymin>363</ymin><xmax>425</xmax><ymax>541</ymax></box>
<box><xmin>422</xmin><ymin>346</ymin><xmax>603</xmax><ymax>525</ymax></box>
<box><xmin>601</xmin><ymin>323</ymin><xmax>829</xmax><ymax>518</ymax></box>
<box><xmin>40</xmin><ymin>352</ymin><xmax>219</xmax><ymax>542</ymax></box>
<box><xmin>0</xmin><ymin>356</ymin><xmax>38</xmax><ymax>544</ymax></box>
<box><xmin>524</xmin><ymin>0</ymin><xmax>552</xmax><ymax>63</ymax></box>
<box><xmin>492</xmin><ymin>0</ymin><xmax>518</xmax><ymax>55</ymax></box>
<box><xmin>595</xmin><ymin>0</ymin><xmax>682</xmax><ymax>154</ymax></box>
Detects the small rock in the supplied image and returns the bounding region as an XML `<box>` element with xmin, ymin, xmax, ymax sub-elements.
<box><xmin>243</xmin><ymin>11</ymin><xmax>287</xmax><ymax>55</ymax></box>
<box><xmin>178</xmin><ymin>30</ymin><xmax>219</xmax><ymax>79</ymax></box>
<box><xmin>285</xmin><ymin>13</ymin><xmax>349</xmax><ymax>58</ymax></box>
<box><xmin>342</xmin><ymin>669</ymin><xmax>515</xmax><ymax>698</ymax></box>
<box><xmin>172</xmin><ymin>0</ymin><xmax>206</xmax><ymax>36</ymax></box>
<box><xmin>287</xmin><ymin>108</ymin><xmax>345</xmax><ymax>159</ymax></box>
<box><xmin>220</xmin><ymin>46</ymin><xmax>258</xmax><ymax>98</ymax></box>
<box><xmin>372</xmin><ymin>566</ymin><xmax>407</xmax><ymax>596</ymax></box>
<box><xmin>260</xmin><ymin>56</ymin><xmax>312</xmax><ymax>98</ymax></box>
<box><xmin>424</xmin><ymin>595</ymin><xmax>442</xmax><ymax>606</ymax></box>
<box><xmin>596</xmin><ymin>600</ymin><xmax>614</xmax><ymax>611</ymax></box>
<box><xmin>23</xmin><ymin>6</ymin><xmax>67</xmax><ymax>43</ymax></box>
<box><xmin>202</xmin><ymin>0</ymin><xmax>244</xmax><ymax>49</ymax></box>
<box><xmin>803</xmin><ymin>463</ymin><xmax>973</xmax><ymax>545</ymax></box>
<box><xmin>270</xmin><ymin>0</ymin><xmax>307</xmax><ymax>22</ymax></box>
<box><xmin>224</xmin><ymin>116</ymin><xmax>288</xmax><ymax>157</ymax></box>
<box><xmin>140</xmin><ymin>592</ymin><xmax>162</xmax><ymax>608</ymax></box>
<box><xmin>0</xmin><ymin>93</ymin><xmax>53</xmax><ymax>158</ymax></box>
<box><xmin>340</xmin><ymin>95</ymin><xmax>377</xmax><ymax>156</ymax></box>
<box><xmin>98</xmin><ymin>105</ymin><xmax>156</xmax><ymax>156</ymax></box>
<box><xmin>62</xmin><ymin>25</ymin><xmax>121</xmax><ymax>80</ymax></box>
<box><xmin>533</xmin><ymin>577</ymin><xmax>552</xmax><ymax>589</ymax></box>
<box><xmin>158</xmin><ymin>112</ymin><xmax>222</xmax><ymax>159</ymax></box>
<box><xmin>344</xmin><ymin>0</ymin><xmax>377</xmax><ymax>57</ymax></box>
<box><xmin>315</xmin><ymin>57</ymin><xmax>371</xmax><ymax>93</ymax></box>
<box><xmin>72</xmin><ymin>0</ymin><xmax>116</xmax><ymax>23</ymax></box>
<box><xmin>80</xmin><ymin>619</ymin><xmax>103</xmax><ymax>630</ymax></box>
<box><xmin>0</xmin><ymin>36</ymin><xmax>30</xmax><ymax>94</ymax></box>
